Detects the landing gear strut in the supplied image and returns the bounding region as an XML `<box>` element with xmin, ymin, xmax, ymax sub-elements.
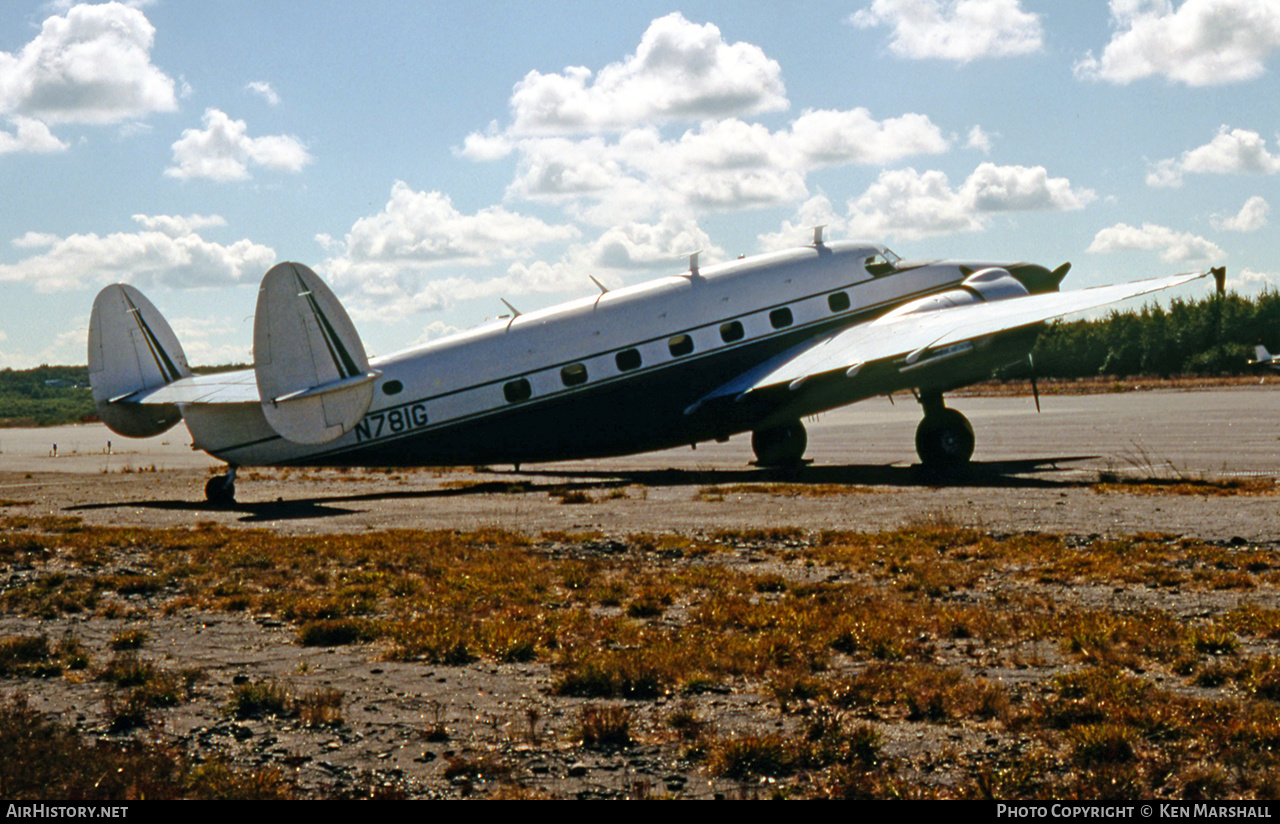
<box><xmin>752</xmin><ymin>420</ymin><xmax>808</xmax><ymax>467</ymax></box>
<box><xmin>914</xmin><ymin>395</ymin><xmax>974</xmax><ymax>470</ymax></box>
<box><xmin>205</xmin><ymin>466</ymin><xmax>237</xmax><ymax>505</ymax></box>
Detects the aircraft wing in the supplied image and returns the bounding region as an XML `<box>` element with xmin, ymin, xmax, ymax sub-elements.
<box><xmin>119</xmin><ymin>370</ymin><xmax>260</xmax><ymax>405</ymax></box>
<box><xmin>693</xmin><ymin>271</ymin><xmax>1207</xmax><ymax>407</ymax></box>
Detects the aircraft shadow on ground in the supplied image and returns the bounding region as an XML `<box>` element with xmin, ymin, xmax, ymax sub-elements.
<box><xmin>65</xmin><ymin>478</ymin><xmax>628</xmax><ymax>522</ymax></box>
<box><xmin>521</xmin><ymin>456</ymin><xmax>1099</xmax><ymax>490</ymax></box>
<box><xmin>65</xmin><ymin>455</ymin><xmax>1097</xmax><ymax>522</ymax></box>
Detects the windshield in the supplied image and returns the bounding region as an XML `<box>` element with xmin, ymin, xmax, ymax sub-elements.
<box><xmin>865</xmin><ymin>248</ymin><xmax>900</xmax><ymax>276</ymax></box>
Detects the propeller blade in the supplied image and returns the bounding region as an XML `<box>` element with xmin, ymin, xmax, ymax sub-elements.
<box><xmin>1029</xmin><ymin>353</ymin><xmax>1041</xmax><ymax>413</ymax></box>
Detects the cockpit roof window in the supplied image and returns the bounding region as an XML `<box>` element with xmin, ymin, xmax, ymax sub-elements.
<box><xmin>865</xmin><ymin>250</ymin><xmax>899</xmax><ymax>277</ymax></box>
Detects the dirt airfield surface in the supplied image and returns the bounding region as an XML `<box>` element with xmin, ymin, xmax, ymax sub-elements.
<box><xmin>1</xmin><ymin>385</ymin><xmax>1279</xmax><ymax>799</ymax></box>
<box><xmin>3</xmin><ymin>385</ymin><xmax>1277</xmax><ymax>542</ymax></box>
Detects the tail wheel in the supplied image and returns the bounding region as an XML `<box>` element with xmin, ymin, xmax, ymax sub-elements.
<box><xmin>751</xmin><ymin>420</ymin><xmax>808</xmax><ymax>467</ymax></box>
<box><xmin>915</xmin><ymin>408</ymin><xmax>974</xmax><ymax>469</ymax></box>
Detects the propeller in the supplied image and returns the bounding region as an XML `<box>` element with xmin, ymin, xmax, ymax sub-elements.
<box><xmin>1029</xmin><ymin>353</ymin><xmax>1041</xmax><ymax>413</ymax></box>
<box><xmin>1007</xmin><ymin>261</ymin><xmax>1071</xmax><ymax>294</ymax></box>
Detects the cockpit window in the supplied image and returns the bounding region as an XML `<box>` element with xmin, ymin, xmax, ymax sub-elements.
<box><xmin>865</xmin><ymin>251</ymin><xmax>899</xmax><ymax>277</ymax></box>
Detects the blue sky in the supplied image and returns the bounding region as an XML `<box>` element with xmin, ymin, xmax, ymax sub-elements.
<box><xmin>2</xmin><ymin>0</ymin><xmax>1279</xmax><ymax>367</ymax></box>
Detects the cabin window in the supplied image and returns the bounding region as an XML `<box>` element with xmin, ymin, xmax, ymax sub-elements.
<box><xmin>828</xmin><ymin>292</ymin><xmax>850</xmax><ymax>313</ymax></box>
<box><xmin>615</xmin><ymin>349</ymin><xmax>642</xmax><ymax>372</ymax></box>
<box><xmin>769</xmin><ymin>307</ymin><xmax>793</xmax><ymax>329</ymax></box>
<box><xmin>668</xmin><ymin>334</ymin><xmax>694</xmax><ymax>357</ymax></box>
<box><xmin>381</xmin><ymin>380</ymin><xmax>404</xmax><ymax>396</ymax></box>
<box><xmin>719</xmin><ymin>321</ymin><xmax>744</xmax><ymax>343</ymax></box>
<box><xmin>560</xmin><ymin>363</ymin><xmax>588</xmax><ymax>386</ymax></box>
<box><xmin>503</xmin><ymin>378</ymin><xmax>533</xmax><ymax>403</ymax></box>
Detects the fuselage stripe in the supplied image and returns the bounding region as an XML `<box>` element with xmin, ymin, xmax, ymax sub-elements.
<box><xmin>209</xmin><ymin>276</ymin><xmax>952</xmax><ymax>460</ymax></box>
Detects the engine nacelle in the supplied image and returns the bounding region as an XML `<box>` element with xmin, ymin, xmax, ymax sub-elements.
<box><xmin>884</xmin><ymin>267</ymin><xmax>1030</xmax><ymax>318</ymax></box>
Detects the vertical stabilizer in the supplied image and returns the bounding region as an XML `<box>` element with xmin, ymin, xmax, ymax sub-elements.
<box><xmin>253</xmin><ymin>262</ymin><xmax>377</xmax><ymax>445</ymax></box>
<box><xmin>88</xmin><ymin>284</ymin><xmax>191</xmax><ymax>437</ymax></box>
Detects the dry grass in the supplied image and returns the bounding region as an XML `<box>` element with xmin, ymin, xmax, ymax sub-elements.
<box><xmin>1092</xmin><ymin>477</ymin><xmax>1280</xmax><ymax>497</ymax></box>
<box><xmin>698</xmin><ymin>483</ymin><xmax>891</xmax><ymax>499</ymax></box>
<box><xmin>0</xmin><ymin>693</ymin><xmax>292</xmax><ymax>799</ymax></box>
<box><xmin>5</xmin><ymin>514</ymin><xmax>1280</xmax><ymax>797</ymax></box>
<box><xmin>958</xmin><ymin>375</ymin><xmax>1265</xmax><ymax>397</ymax></box>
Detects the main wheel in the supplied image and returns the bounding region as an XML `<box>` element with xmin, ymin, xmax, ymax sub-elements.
<box><xmin>751</xmin><ymin>420</ymin><xmax>808</xmax><ymax>467</ymax></box>
<box><xmin>205</xmin><ymin>474</ymin><xmax>236</xmax><ymax>505</ymax></box>
<box><xmin>914</xmin><ymin>408</ymin><xmax>974</xmax><ymax>469</ymax></box>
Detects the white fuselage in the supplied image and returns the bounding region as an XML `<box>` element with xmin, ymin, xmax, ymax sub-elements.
<box><xmin>181</xmin><ymin>241</ymin><xmax>989</xmax><ymax>467</ymax></box>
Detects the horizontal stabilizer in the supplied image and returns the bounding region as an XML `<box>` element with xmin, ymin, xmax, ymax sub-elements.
<box><xmin>128</xmin><ymin>369</ymin><xmax>261</xmax><ymax>406</ymax></box>
<box><xmin>253</xmin><ymin>262</ymin><xmax>377</xmax><ymax>445</ymax></box>
<box><xmin>88</xmin><ymin>283</ymin><xmax>191</xmax><ymax>437</ymax></box>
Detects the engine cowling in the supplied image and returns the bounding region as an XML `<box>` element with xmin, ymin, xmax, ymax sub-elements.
<box><xmin>884</xmin><ymin>267</ymin><xmax>1030</xmax><ymax>318</ymax></box>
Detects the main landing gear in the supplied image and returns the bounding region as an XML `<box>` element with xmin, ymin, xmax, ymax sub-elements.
<box><xmin>751</xmin><ymin>420</ymin><xmax>808</xmax><ymax>467</ymax></box>
<box><xmin>205</xmin><ymin>466</ymin><xmax>237</xmax><ymax>505</ymax></box>
<box><xmin>914</xmin><ymin>394</ymin><xmax>974</xmax><ymax>471</ymax></box>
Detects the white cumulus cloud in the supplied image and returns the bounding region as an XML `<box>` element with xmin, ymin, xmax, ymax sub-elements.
<box><xmin>845</xmin><ymin>164</ymin><xmax>1094</xmax><ymax>240</ymax></box>
<box><xmin>0</xmin><ymin>116</ymin><xmax>68</xmax><ymax>154</ymax></box>
<box><xmin>500</xmin><ymin>109</ymin><xmax>950</xmax><ymax>225</ymax></box>
<box><xmin>1236</xmin><ymin>266</ymin><xmax>1280</xmax><ymax>293</ymax></box>
<box><xmin>168</xmin><ymin>315</ymin><xmax>252</xmax><ymax>366</ymax></box>
<box><xmin>1087</xmin><ymin>222</ymin><xmax>1224</xmax><ymax>263</ymax></box>
<box><xmin>850</xmin><ymin>0</ymin><xmax>1044</xmax><ymax>62</ymax></box>
<box><xmin>1076</xmin><ymin>0</ymin><xmax>1280</xmax><ymax>86</ymax></box>
<box><xmin>966</xmin><ymin>125</ymin><xmax>994</xmax><ymax>153</ymax></box>
<box><xmin>846</xmin><ymin>168</ymin><xmax>984</xmax><ymax>240</ymax></box>
<box><xmin>1212</xmin><ymin>195</ymin><xmax>1269</xmax><ymax>231</ymax></box>
<box><xmin>962</xmin><ymin>162</ymin><xmax>1096</xmax><ymax>212</ymax></box>
<box><xmin>787</xmin><ymin>108</ymin><xmax>950</xmax><ymax>167</ymax></box>
<box><xmin>322</xmin><ymin>182</ymin><xmax>581</xmax><ymax>317</ymax></box>
<box><xmin>583</xmin><ymin>216</ymin><xmax>720</xmax><ymax>270</ymax></box>
<box><xmin>461</xmin><ymin>15</ymin><xmax>954</xmax><ymax>225</ymax></box>
<box><xmin>0</xmin><ymin>214</ymin><xmax>276</xmax><ymax>291</ymax></box>
<box><xmin>166</xmin><ymin>108</ymin><xmax>312</xmax><ymax>181</ymax></box>
<box><xmin>245</xmin><ymin>81</ymin><xmax>280</xmax><ymax>106</ymax></box>
<box><xmin>505</xmin><ymin>13</ymin><xmax>787</xmax><ymax>134</ymax></box>
<box><xmin>0</xmin><ymin>2</ymin><xmax>177</xmax><ymax>125</ymax></box>
<box><xmin>1147</xmin><ymin>126</ymin><xmax>1280</xmax><ymax>187</ymax></box>
<box><xmin>757</xmin><ymin>195</ymin><xmax>847</xmax><ymax>252</ymax></box>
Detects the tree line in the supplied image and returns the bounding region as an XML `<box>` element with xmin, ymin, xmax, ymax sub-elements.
<box><xmin>1</xmin><ymin>292</ymin><xmax>1276</xmax><ymax>426</ymax></box>
<box><xmin>1025</xmin><ymin>290</ymin><xmax>1280</xmax><ymax>378</ymax></box>
<box><xmin>0</xmin><ymin>365</ymin><xmax>93</xmax><ymax>427</ymax></box>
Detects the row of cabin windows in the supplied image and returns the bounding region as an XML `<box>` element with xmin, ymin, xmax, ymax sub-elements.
<box><xmin>499</xmin><ymin>289</ymin><xmax>854</xmax><ymax>403</ymax></box>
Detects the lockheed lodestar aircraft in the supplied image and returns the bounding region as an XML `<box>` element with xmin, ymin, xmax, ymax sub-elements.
<box><xmin>87</xmin><ymin>230</ymin><xmax>1214</xmax><ymax>504</ymax></box>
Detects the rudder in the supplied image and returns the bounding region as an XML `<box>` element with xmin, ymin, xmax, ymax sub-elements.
<box><xmin>253</xmin><ymin>262</ymin><xmax>377</xmax><ymax>445</ymax></box>
<box><xmin>87</xmin><ymin>284</ymin><xmax>191</xmax><ymax>437</ymax></box>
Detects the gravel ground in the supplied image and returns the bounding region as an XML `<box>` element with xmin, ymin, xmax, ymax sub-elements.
<box><xmin>0</xmin><ymin>387</ymin><xmax>1278</xmax><ymax>799</ymax></box>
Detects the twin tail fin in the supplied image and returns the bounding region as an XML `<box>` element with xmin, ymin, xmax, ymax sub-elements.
<box><xmin>88</xmin><ymin>262</ymin><xmax>376</xmax><ymax>445</ymax></box>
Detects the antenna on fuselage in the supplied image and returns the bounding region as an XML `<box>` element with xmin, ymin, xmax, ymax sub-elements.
<box><xmin>589</xmin><ymin>275</ymin><xmax>609</xmax><ymax>295</ymax></box>
<box><xmin>687</xmin><ymin>250</ymin><xmax>702</xmax><ymax>278</ymax></box>
<box><xmin>499</xmin><ymin>298</ymin><xmax>522</xmax><ymax>328</ymax></box>
<box><xmin>813</xmin><ymin>225</ymin><xmax>827</xmax><ymax>246</ymax></box>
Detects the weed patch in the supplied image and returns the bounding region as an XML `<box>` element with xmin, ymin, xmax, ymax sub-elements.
<box><xmin>0</xmin><ymin>694</ymin><xmax>292</xmax><ymax>799</ymax></box>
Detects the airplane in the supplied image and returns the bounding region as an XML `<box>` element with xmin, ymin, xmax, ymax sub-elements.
<box><xmin>1249</xmin><ymin>343</ymin><xmax>1280</xmax><ymax>373</ymax></box>
<box><xmin>87</xmin><ymin>229</ymin><xmax>1214</xmax><ymax>504</ymax></box>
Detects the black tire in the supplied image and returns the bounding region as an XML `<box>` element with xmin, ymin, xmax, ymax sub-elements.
<box><xmin>751</xmin><ymin>420</ymin><xmax>808</xmax><ymax>466</ymax></box>
<box><xmin>205</xmin><ymin>474</ymin><xmax>235</xmax><ymax>505</ymax></box>
<box><xmin>914</xmin><ymin>408</ymin><xmax>974</xmax><ymax>469</ymax></box>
